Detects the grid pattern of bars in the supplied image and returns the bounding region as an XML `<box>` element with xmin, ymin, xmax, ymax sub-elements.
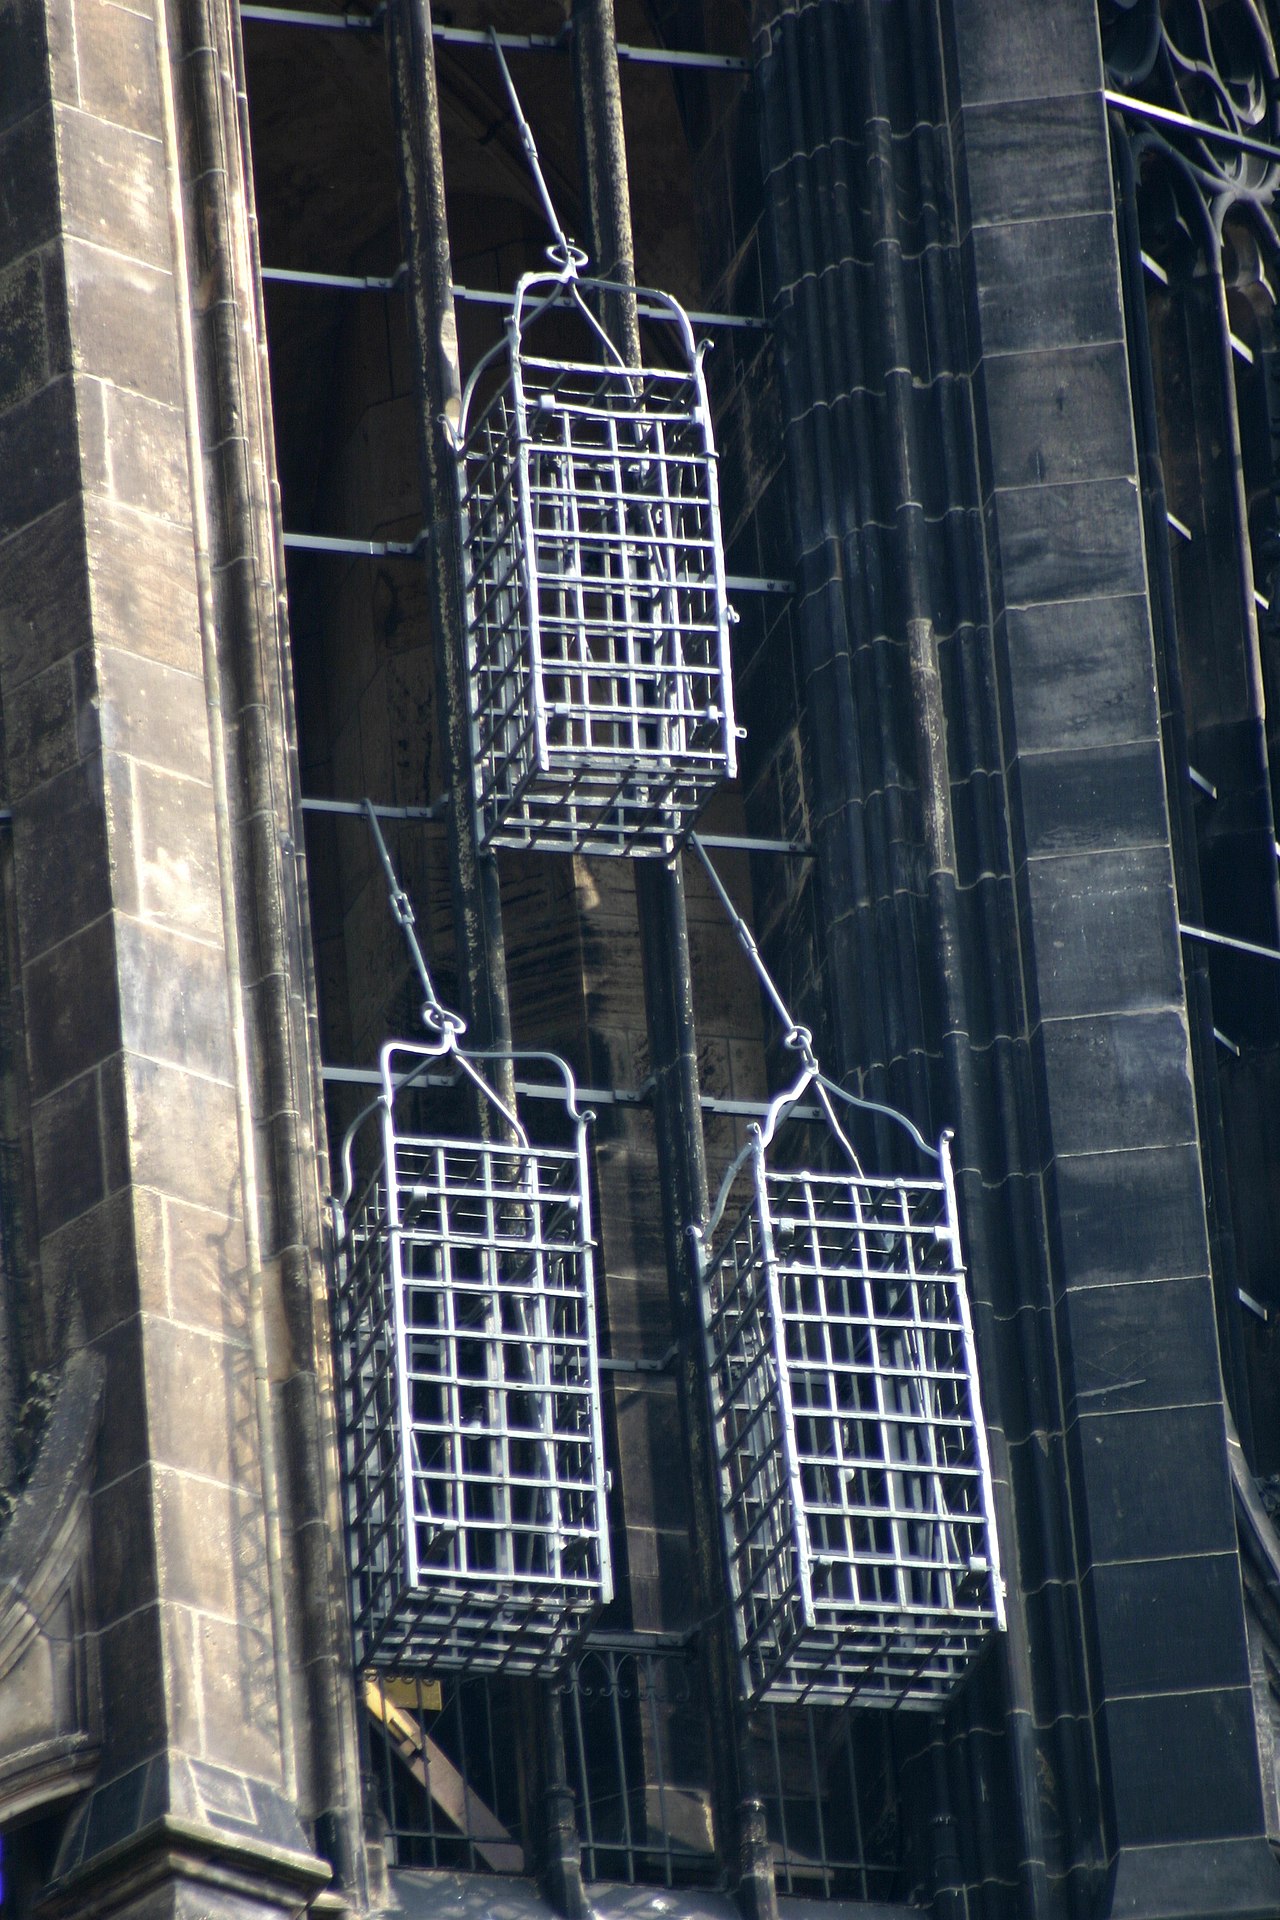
<box><xmin>700</xmin><ymin>1149</ymin><xmax>1002</xmax><ymax>1707</ymax></box>
<box><xmin>755</xmin><ymin>1699</ymin><xmax>902</xmax><ymax>1900</ymax></box>
<box><xmin>564</xmin><ymin>1643</ymin><xmax>717</xmax><ymax>1886</ymax></box>
<box><xmin>365</xmin><ymin>1643</ymin><xmax>902</xmax><ymax>1896</ymax></box>
<box><xmin>460</xmin><ymin>347</ymin><xmax>735</xmax><ymax>855</ymax></box>
<box><xmin>366</xmin><ymin>1669</ymin><xmax>526</xmax><ymax>1874</ymax></box>
<box><xmin>334</xmin><ymin>1105</ymin><xmax>611</xmax><ymax>1675</ymax></box>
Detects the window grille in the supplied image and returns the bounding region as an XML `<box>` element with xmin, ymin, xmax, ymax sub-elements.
<box><xmin>755</xmin><ymin>1699</ymin><xmax>902</xmax><ymax>1900</ymax></box>
<box><xmin>455</xmin><ymin>271</ymin><xmax>737</xmax><ymax>857</ymax></box>
<box><xmin>331</xmin><ymin>1036</ymin><xmax>612</xmax><ymax>1677</ymax></box>
<box><xmin>363</xmin><ymin>1636</ymin><xmax>905</xmax><ymax>1894</ymax></box>
<box><xmin>365</xmin><ymin>1669</ymin><xmax>528</xmax><ymax>1873</ymax></box>
<box><xmin>696</xmin><ymin>1069</ymin><xmax>1005</xmax><ymax>1710</ymax></box>
<box><xmin>563</xmin><ymin>1637</ymin><xmax>717</xmax><ymax>1887</ymax></box>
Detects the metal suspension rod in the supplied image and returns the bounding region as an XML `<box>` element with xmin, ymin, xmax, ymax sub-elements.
<box><xmin>362</xmin><ymin>799</ymin><xmax>462</xmax><ymax>1035</ymax></box>
<box><xmin>688</xmin><ymin>832</ymin><xmax>799</xmax><ymax>1044</ymax></box>
<box><xmin>689</xmin><ymin>832</ymin><xmax>868</xmax><ymax>1173</ymax></box>
<box><xmin>488</xmin><ymin>27</ymin><xmax>578</xmax><ymax>266</ymax></box>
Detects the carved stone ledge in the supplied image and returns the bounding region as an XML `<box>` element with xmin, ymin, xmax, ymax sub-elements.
<box><xmin>0</xmin><ymin>1348</ymin><xmax>104</xmax><ymax>1827</ymax></box>
<box><xmin>37</xmin><ymin>1811</ymin><xmax>338</xmax><ymax>1920</ymax></box>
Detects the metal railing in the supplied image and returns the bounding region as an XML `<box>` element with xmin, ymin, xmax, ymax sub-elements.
<box><xmin>564</xmin><ymin>1639</ymin><xmax>717</xmax><ymax>1886</ymax></box>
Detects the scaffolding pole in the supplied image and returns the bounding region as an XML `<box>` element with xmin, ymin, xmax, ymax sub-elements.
<box><xmin>383</xmin><ymin>0</ymin><xmax>578</xmax><ymax>1900</ymax></box>
<box><xmin>567</xmin><ymin>7</ymin><xmax>776</xmax><ymax>1916</ymax></box>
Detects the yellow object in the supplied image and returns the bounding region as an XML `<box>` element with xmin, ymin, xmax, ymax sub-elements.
<box><xmin>368</xmin><ymin>1673</ymin><xmax>442</xmax><ymax>1713</ymax></box>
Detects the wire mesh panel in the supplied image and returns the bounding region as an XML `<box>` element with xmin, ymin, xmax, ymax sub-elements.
<box><xmin>457</xmin><ymin>273</ymin><xmax>737</xmax><ymax>856</ymax></box>
<box><xmin>332</xmin><ymin>1040</ymin><xmax>612</xmax><ymax>1676</ymax></box>
<box><xmin>698</xmin><ymin>1099</ymin><xmax>1004</xmax><ymax>1709</ymax></box>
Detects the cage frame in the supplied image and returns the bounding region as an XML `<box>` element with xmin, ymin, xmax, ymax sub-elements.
<box><xmin>454</xmin><ymin>267</ymin><xmax>739</xmax><ymax>857</ymax></box>
<box><xmin>330</xmin><ymin>1030</ymin><xmax>613</xmax><ymax>1679</ymax></box>
<box><xmin>694</xmin><ymin>1065</ymin><xmax>1005</xmax><ymax>1711</ymax></box>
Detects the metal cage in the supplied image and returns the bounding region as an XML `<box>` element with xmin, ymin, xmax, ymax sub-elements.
<box><xmin>456</xmin><ymin>272</ymin><xmax>737</xmax><ymax>856</ymax></box>
<box><xmin>696</xmin><ymin>1072</ymin><xmax>1004</xmax><ymax>1709</ymax></box>
<box><xmin>331</xmin><ymin>1037</ymin><xmax>612</xmax><ymax>1676</ymax></box>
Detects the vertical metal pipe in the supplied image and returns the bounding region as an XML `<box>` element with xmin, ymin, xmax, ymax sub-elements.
<box><xmin>383</xmin><ymin>0</ymin><xmax>572</xmax><ymax>1898</ymax></box>
<box><xmin>385</xmin><ymin>0</ymin><xmax>513</xmax><ymax>1075</ymax></box>
<box><xmin>568</xmin><ymin>8</ymin><xmax>775</xmax><ymax>1917</ymax></box>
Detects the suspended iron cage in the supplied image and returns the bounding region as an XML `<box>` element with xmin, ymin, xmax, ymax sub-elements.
<box><xmin>330</xmin><ymin>1037</ymin><xmax>613</xmax><ymax>1677</ymax></box>
<box><xmin>696</xmin><ymin>1073</ymin><xmax>1005</xmax><ymax>1710</ymax></box>
<box><xmin>455</xmin><ymin>271</ymin><xmax>738</xmax><ymax>857</ymax></box>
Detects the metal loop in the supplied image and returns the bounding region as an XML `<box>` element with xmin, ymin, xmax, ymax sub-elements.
<box><xmin>547</xmin><ymin>239</ymin><xmax>589</xmax><ymax>271</ymax></box>
<box><xmin>422</xmin><ymin>1002</ymin><xmax>467</xmax><ymax>1038</ymax></box>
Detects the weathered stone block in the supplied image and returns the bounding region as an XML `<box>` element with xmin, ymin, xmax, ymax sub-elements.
<box><xmin>154</xmin><ymin>1465</ymin><xmax>241</xmax><ymax>1617</ymax></box>
<box><xmin>944</xmin><ymin>0</ymin><xmax>1102</xmax><ymax>107</ymax></box>
<box><xmin>128</xmin><ymin>756</ymin><xmax>224</xmax><ymax>937</ymax></box>
<box><xmin>56</xmin><ymin>104</ymin><xmax>169</xmax><ymax>269</ymax></box>
<box><xmin>39</xmin><ymin>1185</ymin><xmax>145</xmax><ymax>1338</ymax></box>
<box><xmin>0</xmin><ymin>250</ymin><xmax>51</xmax><ymax>410</ymax></box>
<box><xmin>78</xmin><ymin>380</ymin><xmax>190</xmax><ymax>522</ymax></box>
<box><xmin>197</xmin><ymin>1611</ymin><xmax>284</xmax><ymax>1784</ymax></box>
<box><xmin>89</xmin><ymin>1311</ymin><xmax>151</xmax><ymax>1494</ymax></box>
<box><xmin>31</xmin><ymin>1068</ymin><xmax>104</xmax><ymax>1232</ymax></box>
<box><xmin>84</xmin><ymin>497</ymin><xmax>202</xmax><ymax>670</ymax></box>
<box><xmin>73</xmin><ymin>0</ymin><xmax>161</xmax><ymax>137</ymax></box>
<box><xmin>992</xmin><ymin>474</ymin><xmax>1146</xmax><ymax>607</ymax></box>
<box><xmin>0</xmin><ymin>497</ymin><xmax>91</xmax><ymax>687</ymax></box>
<box><xmin>24</xmin><ymin>911</ymin><xmax>120</xmax><ymax>1097</ymax></box>
<box><xmin>0</xmin><ymin>373</ymin><xmax>81</xmax><ymax>539</ymax></box>
<box><xmin>14</xmin><ymin>756</ymin><xmax>115</xmax><ymax>954</ymax></box>
<box><xmin>3</xmin><ymin>651</ymin><xmax>85</xmax><ymax>794</ymax></box>
<box><xmin>94</xmin><ymin>1605</ymin><xmax>175</xmax><ymax>1771</ymax></box>
<box><xmin>64</xmin><ymin>238</ymin><xmax>180</xmax><ymax>405</ymax></box>
<box><xmin>114</xmin><ymin>917</ymin><xmax>234</xmax><ymax>1083</ymax></box>
<box><xmin>95</xmin><ymin>647</ymin><xmax>210</xmax><ymax>776</ymax></box>
<box><xmin>139</xmin><ymin>1318</ymin><xmax>253</xmax><ymax>1488</ymax></box>
<box><xmin>0</xmin><ymin>106</ymin><xmax>60</xmax><ymax>266</ymax></box>
<box><xmin>90</xmin><ymin>1463</ymin><xmax>160</xmax><ymax>1621</ymax></box>
<box><xmin>163</xmin><ymin>1193</ymin><xmax>250</xmax><ymax>1336</ymax></box>
<box><xmin>0</xmin><ymin>0</ymin><xmax>53</xmax><ymax>132</ymax></box>
<box><xmin>122</xmin><ymin>1053</ymin><xmax>240</xmax><ymax>1214</ymax></box>
<box><xmin>970</xmin><ymin>211</ymin><xmax>1124</xmax><ymax>356</ymax></box>
<box><xmin>1037</xmin><ymin>1007</ymin><xmax>1199</xmax><ymax>1160</ymax></box>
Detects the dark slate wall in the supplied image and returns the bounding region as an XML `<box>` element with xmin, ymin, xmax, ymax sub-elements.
<box><xmin>942</xmin><ymin>3</ymin><xmax>1280</xmax><ymax>1916</ymax></box>
<box><xmin>756</xmin><ymin>0</ymin><xmax>1280</xmax><ymax>1914</ymax></box>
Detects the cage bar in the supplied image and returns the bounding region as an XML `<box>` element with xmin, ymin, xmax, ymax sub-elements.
<box><xmin>331</xmin><ymin>1038</ymin><xmax>612</xmax><ymax>1676</ymax></box>
<box><xmin>456</xmin><ymin>271</ymin><xmax>737</xmax><ymax>856</ymax></box>
<box><xmin>696</xmin><ymin>1075</ymin><xmax>1004</xmax><ymax>1709</ymax></box>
